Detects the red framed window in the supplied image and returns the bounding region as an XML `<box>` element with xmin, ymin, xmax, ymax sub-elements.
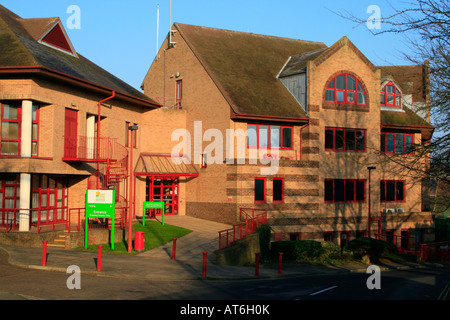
<box><xmin>381</xmin><ymin>132</ymin><xmax>413</xmax><ymax>154</ymax></box>
<box><xmin>1</xmin><ymin>103</ymin><xmax>39</xmax><ymax>157</ymax></box>
<box><xmin>324</xmin><ymin>232</ymin><xmax>334</xmax><ymax>242</ymax></box>
<box><xmin>325</xmin><ymin>179</ymin><xmax>365</xmax><ymax>203</ymax></box>
<box><xmin>325</xmin><ymin>127</ymin><xmax>366</xmax><ymax>152</ymax></box>
<box><xmin>146</xmin><ymin>176</ymin><xmax>179</xmax><ymax>214</ymax></box>
<box><xmin>289</xmin><ymin>233</ymin><xmax>301</xmax><ymax>241</ymax></box>
<box><xmin>340</xmin><ymin>231</ymin><xmax>350</xmax><ymax>248</ymax></box>
<box><xmin>380</xmin><ymin>180</ymin><xmax>405</xmax><ymax>202</ymax></box>
<box><xmin>381</xmin><ymin>82</ymin><xmax>401</xmax><ymax>107</ymax></box>
<box><xmin>31</xmin><ymin>105</ymin><xmax>39</xmax><ymax>156</ymax></box>
<box><xmin>201</xmin><ymin>154</ymin><xmax>207</xmax><ymax>168</ymax></box>
<box><xmin>247</xmin><ymin>124</ymin><xmax>292</xmax><ymax>149</ymax></box>
<box><xmin>1</xmin><ymin>103</ymin><xmax>21</xmax><ymax>156</ymax></box>
<box><xmin>31</xmin><ymin>175</ymin><xmax>68</xmax><ymax>224</ymax></box>
<box><xmin>273</xmin><ymin>178</ymin><xmax>284</xmax><ymax>203</ymax></box>
<box><xmin>176</xmin><ymin>80</ymin><xmax>182</xmax><ymax>108</ymax></box>
<box><xmin>325</xmin><ymin>74</ymin><xmax>366</xmax><ymax>105</ymax></box>
<box><xmin>254</xmin><ymin>178</ymin><xmax>266</xmax><ymax>203</ymax></box>
<box><xmin>0</xmin><ymin>174</ymin><xmax>20</xmax><ymax>226</ymax></box>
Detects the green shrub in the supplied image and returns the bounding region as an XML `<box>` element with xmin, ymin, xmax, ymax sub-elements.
<box><xmin>271</xmin><ymin>240</ymin><xmax>323</xmax><ymax>261</ymax></box>
<box><xmin>348</xmin><ymin>237</ymin><xmax>396</xmax><ymax>263</ymax></box>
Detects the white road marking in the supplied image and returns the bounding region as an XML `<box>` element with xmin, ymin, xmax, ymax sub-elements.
<box><xmin>309</xmin><ymin>285</ymin><xmax>338</xmax><ymax>296</ymax></box>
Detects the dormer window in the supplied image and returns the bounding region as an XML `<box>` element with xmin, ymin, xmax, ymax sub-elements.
<box><xmin>381</xmin><ymin>82</ymin><xmax>401</xmax><ymax>107</ymax></box>
<box><xmin>325</xmin><ymin>74</ymin><xmax>366</xmax><ymax>105</ymax></box>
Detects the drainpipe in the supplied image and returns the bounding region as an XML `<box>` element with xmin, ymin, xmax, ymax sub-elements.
<box><xmin>97</xmin><ymin>91</ymin><xmax>116</xmax><ymax>188</ymax></box>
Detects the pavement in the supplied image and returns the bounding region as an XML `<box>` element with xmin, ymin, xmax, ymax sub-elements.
<box><xmin>0</xmin><ymin>216</ymin><xmax>445</xmax><ymax>281</ymax></box>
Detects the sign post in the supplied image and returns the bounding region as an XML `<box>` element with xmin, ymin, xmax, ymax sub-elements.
<box><xmin>85</xmin><ymin>190</ymin><xmax>116</xmax><ymax>250</ymax></box>
<box><xmin>142</xmin><ymin>201</ymin><xmax>165</xmax><ymax>226</ymax></box>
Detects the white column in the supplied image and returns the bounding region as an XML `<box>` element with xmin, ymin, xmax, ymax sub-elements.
<box><xmin>86</xmin><ymin>114</ymin><xmax>95</xmax><ymax>159</ymax></box>
<box><xmin>19</xmin><ymin>173</ymin><xmax>31</xmax><ymax>232</ymax></box>
<box><xmin>21</xmin><ymin>100</ymin><xmax>33</xmax><ymax>158</ymax></box>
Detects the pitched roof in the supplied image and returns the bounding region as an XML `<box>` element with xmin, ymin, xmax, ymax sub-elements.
<box><xmin>379</xmin><ymin>65</ymin><xmax>427</xmax><ymax>103</ymax></box>
<box><xmin>175</xmin><ymin>23</ymin><xmax>327</xmax><ymax>120</ymax></box>
<box><xmin>0</xmin><ymin>5</ymin><xmax>158</xmax><ymax>107</ymax></box>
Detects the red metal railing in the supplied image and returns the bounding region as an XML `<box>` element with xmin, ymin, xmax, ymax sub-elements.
<box><xmin>67</xmin><ymin>206</ymin><xmax>128</xmax><ymax>233</ymax></box>
<box><xmin>1</xmin><ymin>208</ymin><xmax>67</xmax><ymax>234</ymax></box>
<box><xmin>64</xmin><ymin>136</ymin><xmax>128</xmax><ymax>162</ymax></box>
<box><xmin>218</xmin><ymin>210</ymin><xmax>267</xmax><ymax>250</ymax></box>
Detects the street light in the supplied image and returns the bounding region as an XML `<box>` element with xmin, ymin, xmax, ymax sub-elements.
<box><xmin>367</xmin><ymin>166</ymin><xmax>376</xmax><ymax>238</ymax></box>
<box><xmin>128</xmin><ymin>125</ymin><xmax>138</xmax><ymax>253</ymax></box>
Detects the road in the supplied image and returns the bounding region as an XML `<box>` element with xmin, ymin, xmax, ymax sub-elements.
<box><xmin>1</xmin><ymin>247</ymin><xmax>449</xmax><ymax>312</ymax></box>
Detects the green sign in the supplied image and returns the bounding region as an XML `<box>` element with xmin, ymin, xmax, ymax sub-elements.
<box><xmin>143</xmin><ymin>201</ymin><xmax>165</xmax><ymax>226</ymax></box>
<box><xmin>85</xmin><ymin>190</ymin><xmax>116</xmax><ymax>250</ymax></box>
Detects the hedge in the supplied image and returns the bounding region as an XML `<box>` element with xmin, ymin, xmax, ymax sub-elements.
<box><xmin>270</xmin><ymin>240</ymin><xmax>324</xmax><ymax>260</ymax></box>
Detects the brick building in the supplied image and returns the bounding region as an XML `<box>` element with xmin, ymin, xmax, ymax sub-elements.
<box><xmin>142</xmin><ymin>23</ymin><xmax>435</xmax><ymax>248</ymax></box>
<box><xmin>0</xmin><ymin>5</ymin><xmax>159</xmax><ymax>233</ymax></box>
<box><xmin>0</xmin><ymin>3</ymin><xmax>436</xmax><ymax>251</ymax></box>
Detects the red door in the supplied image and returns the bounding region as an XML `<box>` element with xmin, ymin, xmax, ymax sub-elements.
<box><xmin>64</xmin><ymin>108</ymin><xmax>78</xmax><ymax>158</ymax></box>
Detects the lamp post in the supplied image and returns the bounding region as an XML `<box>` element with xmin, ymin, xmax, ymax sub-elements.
<box><xmin>128</xmin><ymin>125</ymin><xmax>138</xmax><ymax>253</ymax></box>
<box><xmin>367</xmin><ymin>166</ymin><xmax>376</xmax><ymax>238</ymax></box>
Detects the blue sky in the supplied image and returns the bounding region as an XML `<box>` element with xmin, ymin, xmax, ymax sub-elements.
<box><xmin>1</xmin><ymin>0</ymin><xmax>417</xmax><ymax>91</ymax></box>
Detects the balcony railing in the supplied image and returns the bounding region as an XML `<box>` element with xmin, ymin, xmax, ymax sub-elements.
<box><xmin>63</xmin><ymin>136</ymin><xmax>127</xmax><ymax>162</ymax></box>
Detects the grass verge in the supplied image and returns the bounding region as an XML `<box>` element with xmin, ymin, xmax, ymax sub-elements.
<box><xmin>82</xmin><ymin>221</ymin><xmax>192</xmax><ymax>254</ymax></box>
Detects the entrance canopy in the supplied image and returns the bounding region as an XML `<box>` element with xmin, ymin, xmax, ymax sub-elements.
<box><xmin>134</xmin><ymin>153</ymin><xmax>199</xmax><ymax>177</ymax></box>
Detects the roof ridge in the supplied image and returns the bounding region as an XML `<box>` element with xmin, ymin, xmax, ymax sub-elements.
<box><xmin>174</xmin><ymin>22</ymin><xmax>325</xmax><ymax>46</ymax></box>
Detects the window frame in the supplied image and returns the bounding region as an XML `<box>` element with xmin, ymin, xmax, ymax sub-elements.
<box><xmin>381</xmin><ymin>81</ymin><xmax>402</xmax><ymax>107</ymax></box>
<box><xmin>254</xmin><ymin>178</ymin><xmax>266</xmax><ymax>203</ymax></box>
<box><xmin>247</xmin><ymin>124</ymin><xmax>293</xmax><ymax>150</ymax></box>
<box><xmin>325</xmin><ymin>74</ymin><xmax>367</xmax><ymax>106</ymax></box>
<box><xmin>380</xmin><ymin>180</ymin><xmax>405</xmax><ymax>202</ymax></box>
<box><xmin>1</xmin><ymin>103</ymin><xmax>21</xmax><ymax>157</ymax></box>
<box><xmin>324</xmin><ymin>179</ymin><xmax>366</xmax><ymax>203</ymax></box>
<box><xmin>272</xmin><ymin>178</ymin><xmax>284</xmax><ymax>203</ymax></box>
<box><xmin>325</xmin><ymin>127</ymin><xmax>366</xmax><ymax>152</ymax></box>
<box><xmin>381</xmin><ymin>132</ymin><xmax>414</xmax><ymax>155</ymax></box>
<box><xmin>176</xmin><ymin>80</ymin><xmax>182</xmax><ymax>108</ymax></box>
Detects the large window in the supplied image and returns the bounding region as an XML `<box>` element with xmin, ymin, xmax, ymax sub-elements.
<box><xmin>325</xmin><ymin>127</ymin><xmax>366</xmax><ymax>152</ymax></box>
<box><xmin>325</xmin><ymin>74</ymin><xmax>366</xmax><ymax>105</ymax></box>
<box><xmin>247</xmin><ymin>124</ymin><xmax>292</xmax><ymax>149</ymax></box>
<box><xmin>380</xmin><ymin>180</ymin><xmax>405</xmax><ymax>202</ymax></box>
<box><xmin>1</xmin><ymin>103</ymin><xmax>39</xmax><ymax>156</ymax></box>
<box><xmin>381</xmin><ymin>132</ymin><xmax>413</xmax><ymax>154</ymax></box>
<box><xmin>1</xmin><ymin>103</ymin><xmax>20</xmax><ymax>156</ymax></box>
<box><xmin>381</xmin><ymin>82</ymin><xmax>401</xmax><ymax>107</ymax></box>
<box><xmin>0</xmin><ymin>174</ymin><xmax>20</xmax><ymax>226</ymax></box>
<box><xmin>254</xmin><ymin>178</ymin><xmax>266</xmax><ymax>203</ymax></box>
<box><xmin>325</xmin><ymin>179</ymin><xmax>365</xmax><ymax>203</ymax></box>
<box><xmin>273</xmin><ymin>178</ymin><xmax>284</xmax><ymax>203</ymax></box>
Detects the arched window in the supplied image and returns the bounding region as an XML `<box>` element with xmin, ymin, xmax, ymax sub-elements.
<box><xmin>381</xmin><ymin>82</ymin><xmax>401</xmax><ymax>107</ymax></box>
<box><xmin>325</xmin><ymin>74</ymin><xmax>366</xmax><ymax>105</ymax></box>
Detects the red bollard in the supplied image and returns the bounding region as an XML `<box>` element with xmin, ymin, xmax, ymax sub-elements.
<box><xmin>278</xmin><ymin>252</ymin><xmax>283</xmax><ymax>275</ymax></box>
<box><xmin>202</xmin><ymin>252</ymin><xmax>208</xmax><ymax>278</ymax></box>
<box><xmin>172</xmin><ymin>238</ymin><xmax>177</xmax><ymax>260</ymax></box>
<box><xmin>97</xmin><ymin>245</ymin><xmax>103</xmax><ymax>271</ymax></box>
<box><xmin>255</xmin><ymin>252</ymin><xmax>260</xmax><ymax>276</ymax></box>
<box><xmin>42</xmin><ymin>241</ymin><xmax>48</xmax><ymax>266</ymax></box>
